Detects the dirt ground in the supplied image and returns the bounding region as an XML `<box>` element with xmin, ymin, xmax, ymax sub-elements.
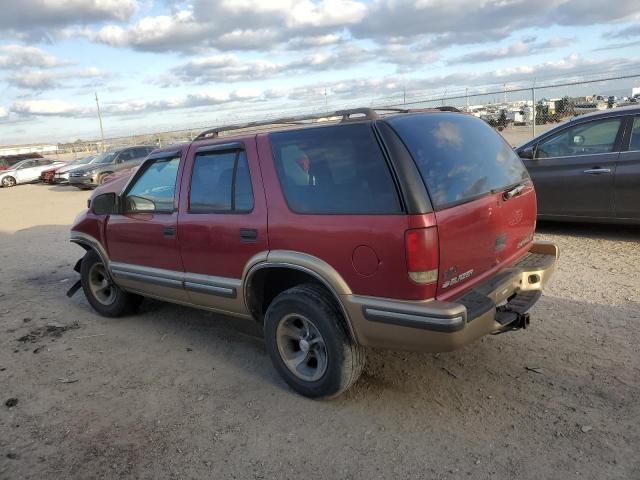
<box><xmin>0</xmin><ymin>184</ymin><xmax>638</xmax><ymax>480</ymax></box>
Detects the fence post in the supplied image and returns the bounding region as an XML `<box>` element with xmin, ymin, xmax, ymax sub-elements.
<box><xmin>531</xmin><ymin>87</ymin><xmax>536</xmax><ymax>138</ymax></box>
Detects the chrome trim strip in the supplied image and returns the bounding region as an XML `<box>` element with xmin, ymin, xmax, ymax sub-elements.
<box><xmin>364</xmin><ymin>307</ymin><xmax>465</xmax><ymax>332</ymax></box>
<box><xmin>184</xmin><ymin>281</ymin><xmax>236</xmax><ymax>298</ymax></box>
<box><xmin>112</xmin><ymin>270</ymin><xmax>183</xmax><ymax>289</ymax></box>
<box><xmin>110</xmin><ymin>261</ymin><xmax>240</xmax><ymax>299</ymax></box>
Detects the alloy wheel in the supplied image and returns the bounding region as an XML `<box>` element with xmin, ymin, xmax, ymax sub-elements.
<box><xmin>275</xmin><ymin>313</ymin><xmax>328</xmax><ymax>382</ymax></box>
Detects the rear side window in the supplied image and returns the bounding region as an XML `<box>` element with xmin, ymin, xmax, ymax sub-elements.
<box><xmin>189</xmin><ymin>150</ymin><xmax>254</xmax><ymax>213</ymax></box>
<box><xmin>387</xmin><ymin>113</ymin><xmax>529</xmax><ymax>210</ymax></box>
<box><xmin>269</xmin><ymin>123</ymin><xmax>401</xmax><ymax>214</ymax></box>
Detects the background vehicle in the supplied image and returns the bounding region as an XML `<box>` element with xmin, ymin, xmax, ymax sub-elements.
<box><xmin>0</xmin><ymin>153</ymin><xmax>43</xmax><ymax>171</ymax></box>
<box><xmin>0</xmin><ymin>158</ymin><xmax>62</xmax><ymax>187</ymax></box>
<box><xmin>517</xmin><ymin>105</ymin><xmax>640</xmax><ymax>224</ymax></box>
<box><xmin>70</xmin><ymin>108</ymin><xmax>557</xmax><ymax>398</ymax></box>
<box><xmin>51</xmin><ymin>155</ymin><xmax>97</xmax><ymax>184</ymax></box>
<box><xmin>68</xmin><ymin>146</ymin><xmax>155</xmax><ymax>189</ymax></box>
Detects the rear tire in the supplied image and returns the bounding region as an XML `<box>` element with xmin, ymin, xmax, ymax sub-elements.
<box><xmin>264</xmin><ymin>284</ymin><xmax>365</xmax><ymax>399</ymax></box>
<box><xmin>2</xmin><ymin>176</ymin><xmax>16</xmax><ymax>187</ymax></box>
<box><xmin>80</xmin><ymin>250</ymin><xmax>142</xmax><ymax>317</ymax></box>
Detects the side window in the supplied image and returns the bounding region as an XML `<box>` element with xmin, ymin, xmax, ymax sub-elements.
<box><xmin>535</xmin><ymin>118</ymin><xmax>622</xmax><ymax>158</ymax></box>
<box><xmin>37</xmin><ymin>159</ymin><xmax>52</xmax><ymax>166</ymax></box>
<box><xmin>133</xmin><ymin>147</ymin><xmax>151</xmax><ymax>158</ymax></box>
<box><xmin>19</xmin><ymin>160</ymin><xmax>36</xmax><ymax>169</ymax></box>
<box><xmin>270</xmin><ymin>123</ymin><xmax>401</xmax><ymax>214</ymax></box>
<box><xmin>118</xmin><ymin>150</ymin><xmax>134</xmax><ymax>162</ymax></box>
<box><xmin>189</xmin><ymin>150</ymin><xmax>254</xmax><ymax>213</ymax></box>
<box><xmin>629</xmin><ymin>116</ymin><xmax>640</xmax><ymax>151</ymax></box>
<box><xmin>124</xmin><ymin>156</ymin><xmax>180</xmax><ymax>213</ymax></box>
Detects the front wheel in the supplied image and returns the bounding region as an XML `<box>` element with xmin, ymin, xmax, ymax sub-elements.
<box><xmin>80</xmin><ymin>250</ymin><xmax>142</xmax><ymax>317</ymax></box>
<box><xmin>264</xmin><ymin>284</ymin><xmax>365</xmax><ymax>398</ymax></box>
<box><xmin>1</xmin><ymin>176</ymin><xmax>16</xmax><ymax>187</ymax></box>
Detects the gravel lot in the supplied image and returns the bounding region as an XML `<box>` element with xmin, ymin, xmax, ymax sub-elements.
<box><xmin>1</xmin><ymin>184</ymin><xmax>638</xmax><ymax>480</ymax></box>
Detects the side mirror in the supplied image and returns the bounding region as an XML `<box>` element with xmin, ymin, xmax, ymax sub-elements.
<box><xmin>116</xmin><ymin>158</ymin><xmax>124</xmax><ymax>164</ymax></box>
<box><xmin>518</xmin><ymin>145</ymin><xmax>534</xmax><ymax>160</ymax></box>
<box><xmin>91</xmin><ymin>192</ymin><xmax>119</xmax><ymax>215</ymax></box>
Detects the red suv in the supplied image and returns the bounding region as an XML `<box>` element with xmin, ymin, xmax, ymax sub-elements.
<box><xmin>69</xmin><ymin>108</ymin><xmax>558</xmax><ymax>398</ymax></box>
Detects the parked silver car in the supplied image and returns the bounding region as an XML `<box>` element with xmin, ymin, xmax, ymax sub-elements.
<box><xmin>53</xmin><ymin>155</ymin><xmax>98</xmax><ymax>184</ymax></box>
<box><xmin>69</xmin><ymin>146</ymin><xmax>155</xmax><ymax>189</ymax></box>
<box><xmin>0</xmin><ymin>158</ymin><xmax>64</xmax><ymax>187</ymax></box>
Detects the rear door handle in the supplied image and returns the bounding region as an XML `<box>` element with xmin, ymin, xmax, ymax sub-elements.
<box><xmin>163</xmin><ymin>226</ymin><xmax>176</xmax><ymax>238</ymax></box>
<box><xmin>583</xmin><ymin>168</ymin><xmax>611</xmax><ymax>175</ymax></box>
<box><xmin>240</xmin><ymin>228</ymin><xmax>258</xmax><ymax>243</ymax></box>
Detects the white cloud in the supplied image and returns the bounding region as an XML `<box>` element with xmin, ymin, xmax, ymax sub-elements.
<box><xmin>0</xmin><ymin>107</ymin><xmax>9</xmax><ymax>119</ymax></box>
<box><xmin>12</xmin><ymin>99</ymin><xmax>86</xmax><ymax>116</ymax></box>
<box><xmin>0</xmin><ymin>45</ymin><xmax>71</xmax><ymax>69</ymax></box>
<box><xmin>448</xmin><ymin>37</ymin><xmax>574</xmax><ymax>65</ymax></box>
<box><xmin>0</xmin><ymin>0</ymin><xmax>138</xmax><ymax>33</ymax></box>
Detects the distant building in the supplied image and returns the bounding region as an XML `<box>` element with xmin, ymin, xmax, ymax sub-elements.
<box><xmin>0</xmin><ymin>144</ymin><xmax>58</xmax><ymax>157</ymax></box>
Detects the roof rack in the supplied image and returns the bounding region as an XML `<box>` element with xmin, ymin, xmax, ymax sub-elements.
<box><xmin>194</xmin><ymin>106</ymin><xmax>461</xmax><ymax>140</ymax></box>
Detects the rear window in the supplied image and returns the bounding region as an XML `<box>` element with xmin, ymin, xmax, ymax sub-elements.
<box><xmin>269</xmin><ymin>123</ymin><xmax>401</xmax><ymax>214</ymax></box>
<box><xmin>387</xmin><ymin>113</ymin><xmax>529</xmax><ymax>209</ymax></box>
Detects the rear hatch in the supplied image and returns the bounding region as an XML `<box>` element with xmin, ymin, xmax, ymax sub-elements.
<box><xmin>386</xmin><ymin>112</ymin><xmax>536</xmax><ymax>300</ymax></box>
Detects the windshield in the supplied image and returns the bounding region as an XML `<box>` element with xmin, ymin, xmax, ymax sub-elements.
<box><xmin>92</xmin><ymin>152</ymin><xmax>117</xmax><ymax>164</ymax></box>
<box><xmin>386</xmin><ymin>113</ymin><xmax>529</xmax><ymax>210</ymax></box>
<box><xmin>75</xmin><ymin>155</ymin><xmax>96</xmax><ymax>165</ymax></box>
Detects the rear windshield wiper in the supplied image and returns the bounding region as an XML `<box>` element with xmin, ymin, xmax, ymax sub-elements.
<box><xmin>502</xmin><ymin>182</ymin><xmax>527</xmax><ymax>201</ymax></box>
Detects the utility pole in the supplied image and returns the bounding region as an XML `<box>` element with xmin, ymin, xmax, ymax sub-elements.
<box><xmin>95</xmin><ymin>92</ymin><xmax>105</xmax><ymax>153</ymax></box>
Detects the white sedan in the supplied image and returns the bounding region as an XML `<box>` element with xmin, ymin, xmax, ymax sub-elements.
<box><xmin>0</xmin><ymin>159</ymin><xmax>64</xmax><ymax>187</ymax></box>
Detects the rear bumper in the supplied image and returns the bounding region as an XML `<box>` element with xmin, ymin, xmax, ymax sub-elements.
<box><xmin>344</xmin><ymin>241</ymin><xmax>558</xmax><ymax>352</ymax></box>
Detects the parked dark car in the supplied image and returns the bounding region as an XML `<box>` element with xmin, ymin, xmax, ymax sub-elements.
<box><xmin>68</xmin><ymin>146</ymin><xmax>155</xmax><ymax>189</ymax></box>
<box><xmin>517</xmin><ymin>105</ymin><xmax>640</xmax><ymax>224</ymax></box>
<box><xmin>69</xmin><ymin>108</ymin><xmax>557</xmax><ymax>398</ymax></box>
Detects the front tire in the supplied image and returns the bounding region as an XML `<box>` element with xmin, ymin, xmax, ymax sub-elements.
<box><xmin>264</xmin><ymin>284</ymin><xmax>365</xmax><ymax>398</ymax></box>
<box><xmin>2</xmin><ymin>176</ymin><xmax>16</xmax><ymax>187</ymax></box>
<box><xmin>80</xmin><ymin>250</ymin><xmax>142</xmax><ymax>317</ymax></box>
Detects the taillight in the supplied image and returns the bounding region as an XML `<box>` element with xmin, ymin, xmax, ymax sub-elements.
<box><xmin>405</xmin><ymin>227</ymin><xmax>439</xmax><ymax>284</ymax></box>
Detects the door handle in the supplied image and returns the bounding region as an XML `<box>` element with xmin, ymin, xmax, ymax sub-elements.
<box><xmin>583</xmin><ymin>168</ymin><xmax>611</xmax><ymax>175</ymax></box>
<box><xmin>240</xmin><ymin>228</ymin><xmax>258</xmax><ymax>243</ymax></box>
<box><xmin>163</xmin><ymin>226</ymin><xmax>176</xmax><ymax>238</ymax></box>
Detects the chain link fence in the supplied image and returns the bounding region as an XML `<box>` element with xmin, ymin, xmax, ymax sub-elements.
<box><xmin>52</xmin><ymin>72</ymin><xmax>640</xmax><ymax>160</ymax></box>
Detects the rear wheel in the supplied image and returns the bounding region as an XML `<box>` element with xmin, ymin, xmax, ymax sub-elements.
<box><xmin>2</xmin><ymin>176</ymin><xmax>16</xmax><ymax>188</ymax></box>
<box><xmin>80</xmin><ymin>250</ymin><xmax>142</xmax><ymax>317</ymax></box>
<box><xmin>264</xmin><ymin>284</ymin><xmax>365</xmax><ymax>398</ymax></box>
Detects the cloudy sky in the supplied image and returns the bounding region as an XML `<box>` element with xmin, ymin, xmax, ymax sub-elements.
<box><xmin>0</xmin><ymin>0</ymin><xmax>639</xmax><ymax>144</ymax></box>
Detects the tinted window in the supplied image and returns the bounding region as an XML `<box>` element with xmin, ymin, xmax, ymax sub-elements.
<box><xmin>118</xmin><ymin>150</ymin><xmax>135</xmax><ymax>161</ymax></box>
<box><xmin>270</xmin><ymin>124</ymin><xmax>401</xmax><ymax>214</ymax></box>
<box><xmin>630</xmin><ymin>116</ymin><xmax>640</xmax><ymax>151</ymax></box>
<box><xmin>387</xmin><ymin>113</ymin><xmax>529</xmax><ymax>209</ymax></box>
<box><xmin>535</xmin><ymin>118</ymin><xmax>622</xmax><ymax>158</ymax></box>
<box><xmin>94</xmin><ymin>152</ymin><xmax>116</xmax><ymax>164</ymax></box>
<box><xmin>125</xmin><ymin>156</ymin><xmax>180</xmax><ymax>213</ymax></box>
<box><xmin>36</xmin><ymin>159</ymin><xmax>52</xmax><ymax>166</ymax></box>
<box><xmin>189</xmin><ymin>150</ymin><xmax>254</xmax><ymax>213</ymax></box>
<box><xmin>18</xmin><ymin>160</ymin><xmax>36</xmax><ymax>169</ymax></box>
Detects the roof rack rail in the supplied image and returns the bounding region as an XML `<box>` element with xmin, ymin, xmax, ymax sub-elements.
<box><xmin>194</xmin><ymin>107</ymin><xmax>381</xmax><ymax>140</ymax></box>
<box><xmin>193</xmin><ymin>105</ymin><xmax>462</xmax><ymax>140</ymax></box>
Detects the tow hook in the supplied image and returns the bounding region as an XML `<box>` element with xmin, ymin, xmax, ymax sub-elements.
<box><xmin>517</xmin><ymin>312</ymin><xmax>530</xmax><ymax>330</ymax></box>
<box><xmin>493</xmin><ymin>310</ymin><xmax>530</xmax><ymax>334</ymax></box>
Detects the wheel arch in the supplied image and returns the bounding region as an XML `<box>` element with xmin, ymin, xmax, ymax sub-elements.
<box><xmin>243</xmin><ymin>253</ymin><xmax>357</xmax><ymax>343</ymax></box>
